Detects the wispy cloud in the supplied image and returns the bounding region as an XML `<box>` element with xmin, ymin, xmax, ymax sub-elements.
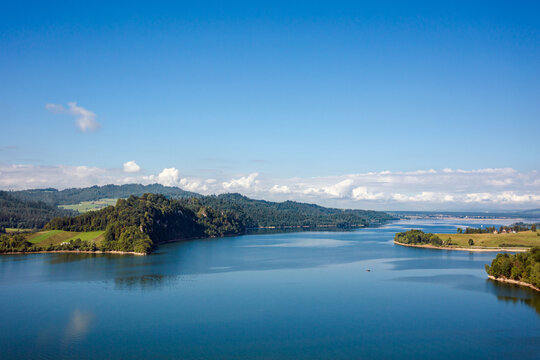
<box><xmin>46</xmin><ymin>102</ymin><xmax>100</xmax><ymax>132</ymax></box>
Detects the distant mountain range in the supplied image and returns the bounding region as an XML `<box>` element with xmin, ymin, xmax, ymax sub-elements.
<box><xmin>8</xmin><ymin>184</ymin><xmax>198</xmax><ymax>206</ymax></box>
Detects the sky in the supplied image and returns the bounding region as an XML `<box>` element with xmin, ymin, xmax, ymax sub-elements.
<box><xmin>0</xmin><ymin>1</ymin><xmax>539</xmax><ymax>210</ymax></box>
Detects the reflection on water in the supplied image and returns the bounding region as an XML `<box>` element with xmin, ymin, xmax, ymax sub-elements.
<box><xmin>488</xmin><ymin>279</ymin><xmax>540</xmax><ymax>315</ymax></box>
<box><xmin>243</xmin><ymin>238</ymin><xmax>355</xmax><ymax>248</ymax></box>
<box><xmin>392</xmin><ymin>273</ymin><xmax>540</xmax><ymax>314</ymax></box>
<box><xmin>49</xmin><ymin>253</ymin><xmax>100</xmax><ymax>264</ymax></box>
<box><xmin>63</xmin><ymin>309</ymin><xmax>94</xmax><ymax>345</ymax></box>
<box><xmin>113</xmin><ymin>274</ymin><xmax>183</xmax><ymax>290</ymax></box>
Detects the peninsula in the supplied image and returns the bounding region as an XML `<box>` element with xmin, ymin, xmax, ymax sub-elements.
<box><xmin>394</xmin><ymin>228</ymin><xmax>540</xmax><ymax>252</ymax></box>
<box><xmin>1</xmin><ymin>189</ymin><xmax>394</xmax><ymax>255</ymax></box>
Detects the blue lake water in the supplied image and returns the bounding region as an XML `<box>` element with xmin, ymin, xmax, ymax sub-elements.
<box><xmin>0</xmin><ymin>220</ymin><xmax>539</xmax><ymax>359</ymax></box>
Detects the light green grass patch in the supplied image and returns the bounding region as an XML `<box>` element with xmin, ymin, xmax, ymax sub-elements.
<box><xmin>66</xmin><ymin>231</ymin><xmax>105</xmax><ymax>242</ymax></box>
<box><xmin>27</xmin><ymin>230</ymin><xmax>65</xmax><ymax>244</ymax></box>
<box><xmin>435</xmin><ymin>230</ymin><xmax>540</xmax><ymax>248</ymax></box>
<box><xmin>59</xmin><ymin>198</ymin><xmax>118</xmax><ymax>213</ymax></box>
<box><xmin>27</xmin><ymin>230</ymin><xmax>105</xmax><ymax>247</ymax></box>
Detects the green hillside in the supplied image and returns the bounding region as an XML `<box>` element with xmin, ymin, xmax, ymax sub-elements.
<box><xmin>0</xmin><ymin>191</ymin><xmax>75</xmax><ymax>229</ymax></box>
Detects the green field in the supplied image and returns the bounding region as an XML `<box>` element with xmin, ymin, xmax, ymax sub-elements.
<box><xmin>436</xmin><ymin>231</ymin><xmax>540</xmax><ymax>248</ymax></box>
<box><xmin>59</xmin><ymin>198</ymin><xmax>118</xmax><ymax>212</ymax></box>
<box><xmin>27</xmin><ymin>230</ymin><xmax>105</xmax><ymax>247</ymax></box>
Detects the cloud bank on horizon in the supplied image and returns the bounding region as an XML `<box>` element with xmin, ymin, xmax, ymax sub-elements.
<box><xmin>0</xmin><ymin>163</ymin><xmax>538</xmax><ymax>210</ymax></box>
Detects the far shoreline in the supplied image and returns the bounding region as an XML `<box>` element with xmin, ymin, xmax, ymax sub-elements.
<box><xmin>393</xmin><ymin>240</ymin><xmax>529</xmax><ymax>252</ymax></box>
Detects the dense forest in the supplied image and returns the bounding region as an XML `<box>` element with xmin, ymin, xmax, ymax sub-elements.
<box><xmin>45</xmin><ymin>193</ymin><xmax>246</xmax><ymax>253</ymax></box>
<box><xmin>179</xmin><ymin>193</ymin><xmax>394</xmax><ymax>228</ymax></box>
<box><xmin>394</xmin><ymin>229</ymin><xmax>443</xmax><ymax>246</ymax></box>
<box><xmin>7</xmin><ymin>184</ymin><xmax>198</xmax><ymax>206</ymax></box>
<box><xmin>485</xmin><ymin>247</ymin><xmax>540</xmax><ymax>289</ymax></box>
<box><xmin>0</xmin><ymin>191</ymin><xmax>75</xmax><ymax>229</ymax></box>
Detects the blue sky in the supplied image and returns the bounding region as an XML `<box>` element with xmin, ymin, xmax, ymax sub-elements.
<box><xmin>0</xmin><ymin>1</ymin><xmax>539</xmax><ymax>210</ymax></box>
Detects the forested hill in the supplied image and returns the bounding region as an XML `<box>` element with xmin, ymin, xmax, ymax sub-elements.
<box><xmin>180</xmin><ymin>193</ymin><xmax>394</xmax><ymax>228</ymax></box>
<box><xmin>8</xmin><ymin>184</ymin><xmax>198</xmax><ymax>206</ymax></box>
<box><xmin>45</xmin><ymin>194</ymin><xmax>247</xmax><ymax>253</ymax></box>
<box><xmin>0</xmin><ymin>191</ymin><xmax>75</xmax><ymax>229</ymax></box>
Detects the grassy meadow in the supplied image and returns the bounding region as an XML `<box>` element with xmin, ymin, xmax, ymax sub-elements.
<box><xmin>436</xmin><ymin>230</ymin><xmax>540</xmax><ymax>248</ymax></box>
<box><xmin>59</xmin><ymin>198</ymin><xmax>117</xmax><ymax>212</ymax></box>
<box><xmin>26</xmin><ymin>230</ymin><xmax>105</xmax><ymax>247</ymax></box>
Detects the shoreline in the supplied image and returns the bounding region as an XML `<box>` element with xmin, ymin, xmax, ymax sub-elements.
<box><xmin>393</xmin><ymin>240</ymin><xmax>528</xmax><ymax>252</ymax></box>
<box><xmin>3</xmin><ymin>225</ymin><xmax>380</xmax><ymax>257</ymax></box>
<box><xmin>0</xmin><ymin>250</ymin><xmax>146</xmax><ymax>256</ymax></box>
<box><xmin>488</xmin><ymin>275</ymin><xmax>540</xmax><ymax>292</ymax></box>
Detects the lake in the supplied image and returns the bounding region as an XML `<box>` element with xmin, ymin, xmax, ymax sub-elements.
<box><xmin>0</xmin><ymin>219</ymin><xmax>539</xmax><ymax>359</ymax></box>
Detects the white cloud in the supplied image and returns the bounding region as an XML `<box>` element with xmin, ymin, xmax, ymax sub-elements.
<box><xmin>46</xmin><ymin>102</ymin><xmax>100</xmax><ymax>132</ymax></box>
<box><xmin>352</xmin><ymin>186</ymin><xmax>384</xmax><ymax>200</ymax></box>
<box><xmin>392</xmin><ymin>192</ymin><xmax>454</xmax><ymax>202</ymax></box>
<box><xmin>122</xmin><ymin>161</ymin><xmax>141</xmax><ymax>173</ymax></box>
<box><xmin>324</xmin><ymin>179</ymin><xmax>355</xmax><ymax>197</ymax></box>
<box><xmin>485</xmin><ymin>178</ymin><xmax>513</xmax><ymax>186</ymax></box>
<box><xmin>270</xmin><ymin>184</ymin><xmax>291</xmax><ymax>194</ymax></box>
<box><xmin>304</xmin><ymin>179</ymin><xmax>354</xmax><ymax>198</ymax></box>
<box><xmin>157</xmin><ymin>168</ymin><xmax>180</xmax><ymax>186</ymax></box>
<box><xmin>222</xmin><ymin>172</ymin><xmax>259</xmax><ymax>190</ymax></box>
<box><xmin>0</xmin><ymin>164</ymin><xmax>539</xmax><ymax>210</ymax></box>
<box><xmin>179</xmin><ymin>178</ymin><xmax>207</xmax><ymax>192</ymax></box>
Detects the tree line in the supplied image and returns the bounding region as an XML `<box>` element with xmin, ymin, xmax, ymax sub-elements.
<box><xmin>457</xmin><ymin>223</ymin><xmax>537</xmax><ymax>234</ymax></box>
<box><xmin>394</xmin><ymin>230</ymin><xmax>444</xmax><ymax>246</ymax></box>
